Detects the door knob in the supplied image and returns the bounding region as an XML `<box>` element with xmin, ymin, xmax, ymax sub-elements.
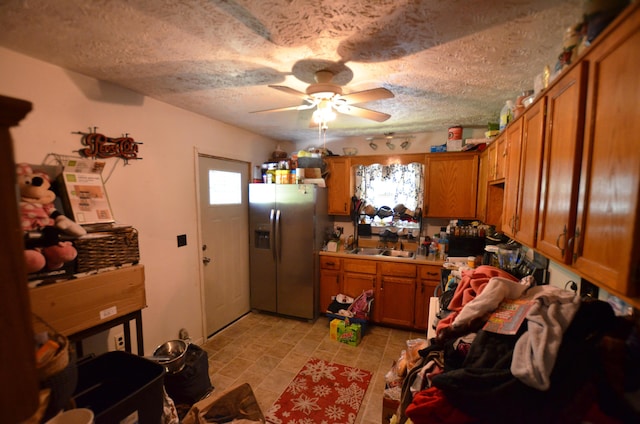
<box><xmin>202</xmin><ymin>256</ymin><xmax>211</xmax><ymax>265</ymax></box>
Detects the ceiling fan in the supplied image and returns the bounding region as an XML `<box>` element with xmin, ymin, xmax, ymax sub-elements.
<box><xmin>251</xmin><ymin>69</ymin><xmax>394</xmax><ymax>126</ymax></box>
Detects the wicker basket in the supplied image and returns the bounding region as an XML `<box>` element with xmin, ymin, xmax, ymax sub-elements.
<box><xmin>34</xmin><ymin>315</ymin><xmax>71</xmax><ymax>381</ymax></box>
<box><xmin>74</xmin><ymin>227</ymin><xmax>139</xmax><ymax>273</ymax></box>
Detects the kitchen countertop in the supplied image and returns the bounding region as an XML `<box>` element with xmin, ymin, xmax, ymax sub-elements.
<box><xmin>320</xmin><ymin>250</ymin><xmax>445</xmax><ymax>266</ymax></box>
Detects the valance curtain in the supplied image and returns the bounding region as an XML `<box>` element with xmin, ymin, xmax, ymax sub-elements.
<box><xmin>354</xmin><ymin>163</ymin><xmax>424</xmax><ymax>210</ymax></box>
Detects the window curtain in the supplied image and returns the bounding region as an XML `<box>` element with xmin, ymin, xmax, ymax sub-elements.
<box><xmin>354</xmin><ymin>163</ymin><xmax>424</xmax><ymax>210</ymax></box>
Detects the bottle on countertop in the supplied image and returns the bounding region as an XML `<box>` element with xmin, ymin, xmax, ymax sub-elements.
<box><xmin>499</xmin><ymin>100</ymin><xmax>514</xmax><ymax>131</ymax></box>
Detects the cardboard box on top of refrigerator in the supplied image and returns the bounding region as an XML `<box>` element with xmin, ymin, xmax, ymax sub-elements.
<box><xmin>335</xmin><ymin>319</ymin><xmax>362</xmax><ymax>346</ymax></box>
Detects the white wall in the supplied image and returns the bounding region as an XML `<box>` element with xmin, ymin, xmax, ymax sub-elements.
<box><xmin>1</xmin><ymin>47</ymin><xmax>286</xmax><ymax>354</ymax></box>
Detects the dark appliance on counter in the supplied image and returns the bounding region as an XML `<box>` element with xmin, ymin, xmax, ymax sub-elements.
<box><xmin>248</xmin><ymin>184</ymin><xmax>330</xmax><ymax>320</ymax></box>
<box><xmin>448</xmin><ymin>235</ymin><xmax>486</xmax><ymax>258</ymax></box>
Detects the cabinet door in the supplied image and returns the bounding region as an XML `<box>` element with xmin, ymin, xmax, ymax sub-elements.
<box><xmin>514</xmin><ymin>99</ymin><xmax>545</xmax><ymax>246</ymax></box>
<box><xmin>487</xmin><ymin>141</ymin><xmax>497</xmax><ymax>180</ymax></box>
<box><xmin>319</xmin><ymin>269</ymin><xmax>341</xmax><ymax>313</ymax></box>
<box><xmin>414</xmin><ymin>280</ymin><xmax>438</xmax><ymax>331</ymax></box>
<box><xmin>343</xmin><ymin>272</ymin><xmax>376</xmax><ymax>299</ymax></box>
<box><xmin>495</xmin><ymin>134</ymin><xmax>508</xmax><ymax>180</ymax></box>
<box><xmin>476</xmin><ymin>149</ymin><xmax>489</xmax><ymax>222</ymax></box>
<box><xmin>415</xmin><ymin>265</ymin><xmax>440</xmax><ymax>331</ymax></box>
<box><xmin>425</xmin><ymin>153</ymin><xmax>479</xmax><ymax>218</ymax></box>
<box><xmin>574</xmin><ymin>11</ymin><xmax>640</xmax><ymax>297</ymax></box>
<box><xmin>537</xmin><ymin>63</ymin><xmax>587</xmax><ymax>264</ymax></box>
<box><xmin>379</xmin><ymin>276</ymin><xmax>416</xmax><ymax>327</ymax></box>
<box><xmin>325</xmin><ymin>157</ymin><xmax>351</xmax><ymax>215</ymax></box>
<box><xmin>502</xmin><ymin>117</ymin><xmax>523</xmax><ymax>237</ymax></box>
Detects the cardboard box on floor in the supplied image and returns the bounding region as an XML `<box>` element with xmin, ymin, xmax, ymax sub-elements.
<box><xmin>330</xmin><ymin>318</ymin><xmax>362</xmax><ymax>346</ymax></box>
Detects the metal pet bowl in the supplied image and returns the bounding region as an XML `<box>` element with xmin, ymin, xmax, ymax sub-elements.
<box><xmin>152</xmin><ymin>339</ymin><xmax>188</xmax><ymax>374</ymax></box>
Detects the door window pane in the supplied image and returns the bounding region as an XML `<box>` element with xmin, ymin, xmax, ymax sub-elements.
<box><xmin>209</xmin><ymin>170</ymin><xmax>241</xmax><ymax>205</ymax></box>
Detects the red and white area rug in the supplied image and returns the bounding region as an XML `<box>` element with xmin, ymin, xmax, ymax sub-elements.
<box><xmin>265</xmin><ymin>357</ymin><xmax>372</xmax><ymax>424</ymax></box>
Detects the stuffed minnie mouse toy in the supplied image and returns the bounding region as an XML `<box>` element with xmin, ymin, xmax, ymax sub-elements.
<box><xmin>17</xmin><ymin>163</ymin><xmax>87</xmax><ymax>274</ymax></box>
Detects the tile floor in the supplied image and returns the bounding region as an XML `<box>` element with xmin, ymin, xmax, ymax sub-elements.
<box><xmin>200</xmin><ymin>311</ymin><xmax>422</xmax><ymax>424</ymax></box>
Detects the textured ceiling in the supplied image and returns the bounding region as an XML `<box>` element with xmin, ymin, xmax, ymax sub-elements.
<box><xmin>0</xmin><ymin>0</ymin><xmax>584</xmax><ymax>143</ymax></box>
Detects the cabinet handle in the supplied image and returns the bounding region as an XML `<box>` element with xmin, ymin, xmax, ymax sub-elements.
<box><xmin>556</xmin><ymin>225</ymin><xmax>567</xmax><ymax>257</ymax></box>
<box><xmin>427</xmin><ymin>272</ymin><xmax>438</xmax><ymax>276</ymax></box>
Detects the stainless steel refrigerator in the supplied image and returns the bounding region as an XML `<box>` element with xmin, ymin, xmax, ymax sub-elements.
<box><xmin>249</xmin><ymin>184</ymin><xmax>329</xmax><ymax>320</ymax></box>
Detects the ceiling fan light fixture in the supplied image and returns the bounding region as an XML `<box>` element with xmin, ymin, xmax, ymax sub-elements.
<box><xmin>312</xmin><ymin>100</ymin><xmax>336</xmax><ymax>125</ymax></box>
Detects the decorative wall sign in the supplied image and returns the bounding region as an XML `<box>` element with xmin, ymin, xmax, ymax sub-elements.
<box><xmin>74</xmin><ymin>128</ymin><xmax>142</xmax><ymax>163</ymax></box>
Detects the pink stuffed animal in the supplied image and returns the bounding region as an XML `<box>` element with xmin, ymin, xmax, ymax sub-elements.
<box><xmin>17</xmin><ymin>163</ymin><xmax>86</xmax><ymax>273</ymax></box>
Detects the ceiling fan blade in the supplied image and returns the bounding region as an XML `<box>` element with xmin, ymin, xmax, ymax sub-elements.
<box><xmin>268</xmin><ymin>85</ymin><xmax>309</xmax><ymax>99</ymax></box>
<box><xmin>251</xmin><ymin>103</ymin><xmax>316</xmax><ymax>114</ymax></box>
<box><xmin>340</xmin><ymin>105</ymin><xmax>391</xmax><ymax>122</ymax></box>
<box><xmin>340</xmin><ymin>87</ymin><xmax>394</xmax><ymax>104</ymax></box>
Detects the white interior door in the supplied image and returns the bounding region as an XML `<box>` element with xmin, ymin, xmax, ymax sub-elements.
<box><xmin>198</xmin><ymin>154</ymin><xmax>250</xmax><ymax>337</ymax></box>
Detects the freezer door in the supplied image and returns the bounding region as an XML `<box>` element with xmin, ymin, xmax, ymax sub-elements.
<box><xmin>275</xmin><ymin>185</ymin><xmax>319</xmax><ymax>319</ymax></box>
<box><xmin>249</xmin><ymin>184</ymin><xmax>277</xmax><ymax>313</ymax></box>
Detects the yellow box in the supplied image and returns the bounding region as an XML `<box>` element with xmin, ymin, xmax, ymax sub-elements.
<box><xmin>330</xmin><ymin>319</ymin><xmax>341</xmax><ymax>341</ymax></box>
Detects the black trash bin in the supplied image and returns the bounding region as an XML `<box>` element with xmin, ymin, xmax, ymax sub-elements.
<box><xmin>164</xmin><ymin>343</ymin><xmax>213</xmax><ymax>405</ymax></box>
<box><xmin>72</xmin><ymin>351</ymin><xmax>165</xmax><ymax>424</ymax></box>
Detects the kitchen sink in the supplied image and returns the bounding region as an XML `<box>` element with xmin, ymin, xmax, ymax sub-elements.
<box><xmin>349</xmin><ymin>248</ymin><xmax>414</xmax><ymax>258</ymax></box>
<box><xmin>381</xmin><ymin>250</ymin><xmax>414</xmax><ymax>258</ymax></box>
<box><xmin>353</xmin><ymin>247</ymin><xmax>384</xmax><ymax>256</ymax></box>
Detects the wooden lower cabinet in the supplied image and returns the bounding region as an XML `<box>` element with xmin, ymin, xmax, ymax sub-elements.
<box><xmin>319</xmin><ymin>255</ymin><xmax>443</xmax><ymax>329</ymax></box>
<box><xmin>342</xmin><ymin>259</ymin><xmax>378</xmax><ymax>320</ymax></box>
<box><xmin>319</xmin><ymin>256</ymin><xmax>342</xmax><ymax>313</ymax></box>
<box><xmin>378</xmin><ymin>262</ymin><xmax>417</xmax><ymax>327</ymax></box>
<box><xmin>415</xmin><ymin>265</ymin><xmax>441</xmax><ymax>331</ymax></box>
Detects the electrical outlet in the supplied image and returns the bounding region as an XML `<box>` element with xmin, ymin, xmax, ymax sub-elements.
<box><xmin>114</xmin><ymin>333</ymin><xmax>125</xmax><ymax>351</ymax></box>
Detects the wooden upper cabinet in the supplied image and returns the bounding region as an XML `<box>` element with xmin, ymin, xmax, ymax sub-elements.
<box><xmin>476</xmin><ymin>149</ymin><xmax>489</xmax><ymax>222</ymax></box>
<box><xmin>514</xmin><ymin>98</ymin><xmax>546</xmax><ymax>247</ymax></box>
<box><xmin>325</xmin><ymin>157</ymin><xmax>351</xmax><ymax>215</ymax></box>
<box><xmin>573</xmin><ymin>4</ymin><xmax>640</xmax><ymax>298</ymax></box>
<box><xmin>485</xmin><ymin>133</ymin><xmax>507</xmax><ymax>182</ymax></box>
<box><xmin>424</xmin><ymin>153</ymin><xmax>479</xmax><ymax>218</ymax></box>
<box><xmin>502</xmin><ymin>117</ymin><xmax>523</xmax><ymax>237</ymax></box>
<box><xmin>501</xmin><ymin>100</ymin><xmax>545</xmax><ymax>246</ymax></box>
<box><xmin>494</xmin><ymin>134</ymin><xmax>508</xmax><ymax>180</ymax></box>
<box><xmin>537</xmin><ymin>63</ymin><xmax>587</xmax><ymax>264</ymax></box>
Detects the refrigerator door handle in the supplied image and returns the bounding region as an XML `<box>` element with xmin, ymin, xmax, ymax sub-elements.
<box><xmin>275</xmin><ymin>209</ymin><xmax>282</xmax><ymax>262</ymax></box>
<box><xmin>269</xmin><ymin>209</ymin><xmax>276</xmax><ymax>261</ymax></box>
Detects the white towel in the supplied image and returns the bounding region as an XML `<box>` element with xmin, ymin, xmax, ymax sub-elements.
<box><xmin>511</xmin><ymin>285</ymin><xmax>581</xmax><ymax>390</ymax></box>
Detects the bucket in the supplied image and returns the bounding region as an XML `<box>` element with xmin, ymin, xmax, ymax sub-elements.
<box><xmin>448</xmin><ymin>126</ymin><xmax>463</xmax><ymax>140</ymax></box>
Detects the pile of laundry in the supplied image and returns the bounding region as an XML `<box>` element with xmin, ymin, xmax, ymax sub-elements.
<box><xmin>389</xmin><ymin>265</ymin><xmax>639</xmax><ymax>424</ymax></box>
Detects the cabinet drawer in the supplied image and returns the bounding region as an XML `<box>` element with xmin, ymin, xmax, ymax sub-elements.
<box><xmin>380</xmin><ymin>262</ymin><xmax>416</xmax><ymax>278</ymax></box>
<box><xmin>320</xmin><ymin>256</ymin><xmax>342</xmax><ymax>270</ymax></box>
<box><xmin>419</xmin><ymin>265</ymin><xmax>441</xmax><ymax>281</ymax></box>
<box><xmin>343</xmin><ymin>258</ymin><xmax>377</xmax><ymax>274</ymax></box>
